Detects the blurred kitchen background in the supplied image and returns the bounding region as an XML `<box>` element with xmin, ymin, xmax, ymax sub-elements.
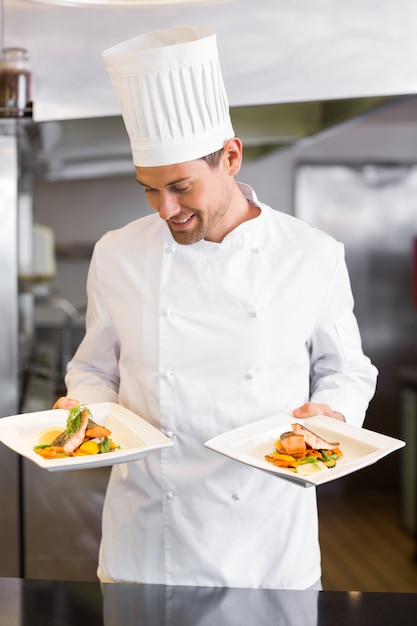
<box><xmin>1</xmin><ymin>0</ymin><xmax>417</xmax><ymax>590</ymax></box>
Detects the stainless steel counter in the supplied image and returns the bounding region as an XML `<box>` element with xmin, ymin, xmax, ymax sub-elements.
<box><xmin>1</xmin><ymin>578</ymin><xmax>417</xmax><ymax>626</ymax></box>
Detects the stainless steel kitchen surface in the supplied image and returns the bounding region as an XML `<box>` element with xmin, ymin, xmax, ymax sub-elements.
<box><xmin>295</xmin><ymin>164</ymin><xmax>417</xmax><ymax>498</ymax></box>
<box><xmin>0</xmin><ymin>123</ymin><xmax>21</xmax><ymax>577</ymax></box>
<box><xmin>0</xmin><ymin>119</ymin><xmax>109</xmax><ymax>580</ymax></box>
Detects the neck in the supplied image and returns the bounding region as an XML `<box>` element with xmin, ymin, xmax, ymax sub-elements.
<box><xmin>205</xmin><ymin>186</ymin><xmax>260</xmax><ymax>243</ymax></box>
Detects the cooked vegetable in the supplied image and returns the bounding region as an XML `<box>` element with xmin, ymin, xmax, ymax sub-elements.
<box><xmin>78</xmin><ymin>440</ymin><xmax>100</xmax><ymax>455</ymax></box>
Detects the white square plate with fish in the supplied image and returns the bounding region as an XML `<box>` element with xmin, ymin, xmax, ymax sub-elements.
<box><xmin>0</xmin><ymin>402</ymin><xmax>173</xmax><ymax>472</ymax></box>
<box><xmin>204</xmin><ymin>413</ymin><xmax>405</xmax><ymax>487</ymax></box>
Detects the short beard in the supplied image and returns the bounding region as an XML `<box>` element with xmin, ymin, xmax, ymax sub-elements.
<box><xmin>165</xmin><ymin>166</ymin><xmax>233</xmax><ymax>245</ymax></box>
<box><xmin>167</xmin><ymin>195</ymin><xmax>231</xmax><ymax>245</ymax></box>
<box><xmin>167</xmin><ymin>218</ymin><xmax>206</xmax><ymax>245</ymax></box>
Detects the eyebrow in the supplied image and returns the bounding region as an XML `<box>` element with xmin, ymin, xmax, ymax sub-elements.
<box><xmin>136</xmin><ymin>176</ymin><xmax>190</xmax><ymax>189</ymax></box>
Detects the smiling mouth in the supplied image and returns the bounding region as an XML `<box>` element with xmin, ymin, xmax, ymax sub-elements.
<box><xmin>169</xmin><ymin>214</ymin><xmax>195</xmax><ymax>230</ymax></box>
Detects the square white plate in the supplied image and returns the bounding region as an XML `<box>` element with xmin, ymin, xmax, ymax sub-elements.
<box><xmin>204</xmin><ymin>413</ymin><xmax>406</xmax><ymax>487</ymax></box>
<box><xmin>0</xmin><ymin>402</ymin><xmax>173</xmax><ymax>472</ymax></box>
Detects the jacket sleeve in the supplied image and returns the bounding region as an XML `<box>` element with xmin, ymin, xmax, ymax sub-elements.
<box><xmin>308</xmin><ymin>244</ymin><xmax>378</xmax><ymax>427</ymax></box>
<box><xmin>64</xmin><ymin>244</ymin><xmax>121</xmax><ymax>405</ymax></box>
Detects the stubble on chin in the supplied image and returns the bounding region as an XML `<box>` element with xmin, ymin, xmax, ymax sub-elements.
<box><xmin>166</xmin><ymin>221</ymin><xmax>206</xmax><ymax>246</ymax></box>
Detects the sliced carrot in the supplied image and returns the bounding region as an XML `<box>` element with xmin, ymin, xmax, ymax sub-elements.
<box><xmin>35</xmin><ymin>446</ymin><xmax>69</xmax><ymax>459</ymax></box>
<box><xmin>306</xmin><ymin>450</ymin><xmax>323</xmax><ymax>458</ymax></box>
<box><xmin>85</xmin><ymin>426</ymin><xmax>111</xmax><ymax>438</ymax></box>
<box><xmin>265</xmin><ymin>452</ymin><xmax>297</xmax><ymax>468</ymax></box>
<box><xmin>265</xmin><ymin>459</ymin><xmax>294</xmax><ymax>468</ymax></box>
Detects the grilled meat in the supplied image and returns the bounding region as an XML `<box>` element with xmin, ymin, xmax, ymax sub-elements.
<box><xmin>291</xmin><ymin>422</ymin><xmax>339</xmax><ymax>450</ymax></box>
<box><xmin>279</xmin><ymin>432</ymin><xmax>307</xmax><ymax>456</ymax></box>
<box><xmin>52</xmin><ymin>406</ymin><xmax>91</xmax><ymax>453</ymax></box>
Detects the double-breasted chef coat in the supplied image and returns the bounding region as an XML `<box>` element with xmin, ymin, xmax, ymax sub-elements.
<box><xmin>66</xmin><ymin>183</ymin><xmax>377</xmax><ymax>589</ymax></box>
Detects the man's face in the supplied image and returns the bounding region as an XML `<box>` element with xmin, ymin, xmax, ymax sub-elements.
<box><xmin>135</xmin><ymin>155</ymin><xmax>234</xmax><ymax>245</ymax></box>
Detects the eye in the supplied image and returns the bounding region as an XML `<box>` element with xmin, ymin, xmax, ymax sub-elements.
<box><xmin>172</xmin><ymin>183</ymin><xmax>191</xmax><ymax>193</ymax></box>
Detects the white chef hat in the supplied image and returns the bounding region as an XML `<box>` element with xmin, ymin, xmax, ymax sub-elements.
<box><xmin>102</xmin><ymin>25</ymin><xmax>235</xmax><ymax>167</ymax></box>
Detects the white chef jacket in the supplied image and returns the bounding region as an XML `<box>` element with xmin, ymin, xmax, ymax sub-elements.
<box><xmin>66</xmin><ymin>182</ymin><xmax>377</xmax><ymax>589</ymax></box>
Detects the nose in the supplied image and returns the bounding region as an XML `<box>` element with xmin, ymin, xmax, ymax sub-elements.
<box><xmin>158</xmin><ymin>191</ymin><xmax>181</xmax><ymax>221</ymax></box>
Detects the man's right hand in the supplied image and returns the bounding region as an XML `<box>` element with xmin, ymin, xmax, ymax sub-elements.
<box><xmin>52</xmin><ymin>397</ymin><xmax>80</xmax><ymax>410</ymax></box>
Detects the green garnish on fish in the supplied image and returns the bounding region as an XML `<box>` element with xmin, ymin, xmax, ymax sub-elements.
<box><xmin>66</xmin><ymin>405</ymin><xmax>92</xmax><ymax>434</ymax></box>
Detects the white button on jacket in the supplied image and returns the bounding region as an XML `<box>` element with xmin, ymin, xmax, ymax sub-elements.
<box><xmin>66</xmin><ymin>183</ymin><xmax>377</xmax><ymax>589</ymax></box>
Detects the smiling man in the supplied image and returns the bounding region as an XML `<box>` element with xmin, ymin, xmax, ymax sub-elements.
<box><xmin>53</xmin><ymin>25</ymin><xmax>377</xmax><ymax>589</ymax></box>
<box><xmin>136</xmin><ymin>140</ymin><xmax>260</xmax><ymax>245</ymax></box>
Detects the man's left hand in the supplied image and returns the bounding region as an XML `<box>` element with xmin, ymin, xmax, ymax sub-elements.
<box><xmin>293</xmin><ymin>402</ymin><xmax>345</xmax><ymax>422</ymax></box>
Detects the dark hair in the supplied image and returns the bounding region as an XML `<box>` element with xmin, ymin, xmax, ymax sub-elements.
<box><xmin>201</xmin><ymin>148</ymin><xmax>223</xmax><ymax>169</ymax></box>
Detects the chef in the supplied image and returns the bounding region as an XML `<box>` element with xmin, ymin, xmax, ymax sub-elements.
<box><xmin>54</xmin><ymin>25</ymin><xmax>378</xmax><ymax>588</ymax></box>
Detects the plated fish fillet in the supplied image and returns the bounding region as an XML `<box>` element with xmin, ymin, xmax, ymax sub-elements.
<box><xmin>279</xmin><ymin>432</ymin><xmax>307</xmax><ymax>456</ymax></box>
<box><xmin>52</xmin><ymin>406</ymin><xmax>90</xmax><ymax>453</ymax></box>
<box><xmin>291</xmin><ymin>422</ymin><xmax>339</xmax><ymax>450</ymax></box>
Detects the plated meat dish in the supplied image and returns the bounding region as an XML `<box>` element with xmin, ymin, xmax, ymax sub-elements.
<box><xmin>34</xmin><ymin>405</ymin><xmax>119</xmax><ymax>460</ymax></box>
<box><xmin>265</xmin><ymin>422</ymin><xmax>343</xmax><ymax>475</ymax></box>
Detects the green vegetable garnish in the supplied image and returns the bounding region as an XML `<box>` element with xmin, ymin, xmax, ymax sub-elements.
<box><xmin>300</xmin><ymin>456</ymin><xmax>318</xmax><ymax>464</ymax></box>
<box><xmin>66</xmin><ymin>405</ymin><xmax>91</xmax><ymax>434</ymax></box>
<box><xmin>321</xmin><ymin>450</ymin><xmax>330</xmax><ymax>462</ymax></box>
<box><xmin>99</xmin><ymin>437</ymin><xmax>111</xmax><ymax>454</ymax></box>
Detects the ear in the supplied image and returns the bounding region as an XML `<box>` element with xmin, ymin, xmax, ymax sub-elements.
<box><xmin>222</xmin><ymin>137</ymin><xmax>243</xmax><ymax>176</ymax></box>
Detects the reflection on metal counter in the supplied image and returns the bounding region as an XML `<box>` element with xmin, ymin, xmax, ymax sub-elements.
<box><xmin>3</xmin><ymin>578</ymin><xmax>417</xmax><ymax>626</ymax></box>
<box><xmin>102</xmin><ymin>584</ymin><xmax>319</xmax><ymax>626</ymax></box>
